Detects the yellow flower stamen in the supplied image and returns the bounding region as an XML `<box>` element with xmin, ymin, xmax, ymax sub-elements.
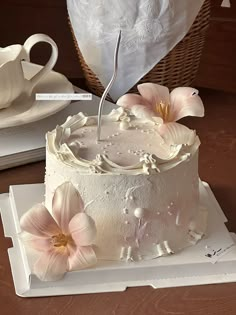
<box><xmin>155</xmin><ymin>101</ymin><xmax>170</xmax><ymax>122</ymax></box>
<box><xmin>51</xmin><ymin>233</ymin><xmax>70</xmax><ymax>247</ymax></box>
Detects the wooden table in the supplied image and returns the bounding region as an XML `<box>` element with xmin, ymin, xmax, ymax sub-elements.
<box><xmin>0</xmin><ymin>89</ymin><xmax>236</xmax><ymax>315</ymax></box>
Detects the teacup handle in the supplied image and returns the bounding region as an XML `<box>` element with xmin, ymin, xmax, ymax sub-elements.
<box><xmin>23</xmin><ymin>33</ymin><xmax>58</xmax><ymax>88</ymax></box>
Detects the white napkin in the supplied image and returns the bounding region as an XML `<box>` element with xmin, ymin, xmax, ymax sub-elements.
<box><xmin>67</xmin><ymin>0</ymin><xmax>205</xmax><ymax>101</ymax></box>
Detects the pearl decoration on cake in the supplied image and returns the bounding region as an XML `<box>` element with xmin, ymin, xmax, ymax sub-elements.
<box><xmin>168</xmin><ymin>202</ymin><xmax>174</xmax><ymax>210</ymax></box>
<box><xmin>123</xmin><ymin>208</ymin><xmax>129</xmax><ymax>214</ymax></box>
<box><xmin>134</xmin><ymin>207</ymin><xmax>145</xmax><ymax>218</ymax></box>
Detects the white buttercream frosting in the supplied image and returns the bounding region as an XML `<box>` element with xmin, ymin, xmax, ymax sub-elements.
<box><xmin>47</xmin><ymin>109</ymin><xmax>200</xmax><ymax>175</ymax></box>
<box><xmin>45</xmin><ymin>109</ymin><xmax>206</xmax><ymax>262</ymax></box>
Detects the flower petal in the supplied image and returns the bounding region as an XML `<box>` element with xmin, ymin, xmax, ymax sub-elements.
<box><xmin>131</xmin><ymin>105</ymin><xmax>156</xmax><ymax>120</ymax></box>
<box><xmin>52</xmin><ymin>182</ymin><xmax>84</xmax><ymax>233</ymax></box>
<box><xmin>158</xmin><ymin>122</ymin><xmax>196</xmax><ymax>146</ymax></box>
<box><xmin>170</xmin><ymin>87</ymin><xmax>204</xmax><ymax>121</ymax></box>
<box><xmin>20</xmin><ymin>204</ymin><xmax>61</xmax><ymax>237</ymax></box>
<box><xmin>34</xmin><ymin>249</ymin><xmax>68</xmax><ymax>281</ymax></box>
<box><xmin>69</xmin><ymin>213</ymin><xmax>97</xmax><ymax>246</ymax></box>
<box><xmin>68</xmin><ymin>246</ymin><xmax>97</xmax><ymax>271</ymax></box>
<box><xmin>138</xmin><ymin>83</ymin><xmax>170</xmax><ymax>110</ymax></box>
<box><xmin>116</xmin><ymin>93</ymin><xmax>151</xmax><ymax>109</ymax></box>
<box><xmin>20</xmin><ymin>232</ymin><xmax>52</xmax><ymax>252</ymax></box>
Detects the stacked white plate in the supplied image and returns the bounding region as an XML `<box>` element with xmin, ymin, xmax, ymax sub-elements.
<box><xmin>0</xmin><ymin>62</ymin><xmax>115</xmax><ymax>170</ymax></box>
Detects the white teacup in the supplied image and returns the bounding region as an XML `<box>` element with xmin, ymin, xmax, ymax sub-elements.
<box><xmin>0</xmin><ymin>33</ymin><xmax>58</xmax><ymax>110</ymax></box>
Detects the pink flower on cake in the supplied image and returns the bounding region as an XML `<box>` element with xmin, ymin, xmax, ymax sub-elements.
<box><xmin>20</xmin><ymin>182</ymin><xmax>97</xmax><ymax>281</ymax></box>
<box><xmin>117</xmin><ymin>83</ymin><xmax>204</xmax><ymax>145</ymax></box>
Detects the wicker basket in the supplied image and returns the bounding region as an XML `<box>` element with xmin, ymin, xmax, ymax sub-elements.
<box><xmin>69</xmin><ymin>0</ymin><xmax>211</xmax><ymax>100</ymax></box>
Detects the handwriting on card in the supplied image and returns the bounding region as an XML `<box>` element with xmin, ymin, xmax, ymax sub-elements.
<box><xmin>205</xmin><ymin>243</ymin><xmax>235</xmax><ymax>264</ymax></box>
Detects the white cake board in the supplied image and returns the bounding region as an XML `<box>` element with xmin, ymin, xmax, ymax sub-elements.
<box><xmin>0</xmin><ymin>181</ymin><xmax>236</xmax><ymax>297</ymax></box>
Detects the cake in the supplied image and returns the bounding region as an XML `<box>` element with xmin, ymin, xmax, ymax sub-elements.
<box><xmin>20</xmin><ymin>83</ymin><xmax>207</xmax><ymax>281</ymax></box>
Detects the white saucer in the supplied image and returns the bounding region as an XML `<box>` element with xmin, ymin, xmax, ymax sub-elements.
<box><xmin>0</xmin><ymin>62</ymin><xmax>74</xmax><ymax>129</ymax></box>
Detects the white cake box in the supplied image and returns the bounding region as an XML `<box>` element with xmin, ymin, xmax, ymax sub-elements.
<box><xmin>0</xmin><ymin>181</ymin><xmax>236</xmax><ymax>297</ymax></box>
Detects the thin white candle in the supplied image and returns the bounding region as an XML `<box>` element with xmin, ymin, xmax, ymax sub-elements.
<box><xmin>97</xmin><ymin>30</ymin><xmax>121</xmax><ymax>142</ymax></box>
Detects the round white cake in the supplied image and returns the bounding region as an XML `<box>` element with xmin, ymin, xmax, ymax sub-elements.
<box><xmin>44</xmin><ymin>108</ymin><xmax>207</xmax><ymax>262</ymax></box>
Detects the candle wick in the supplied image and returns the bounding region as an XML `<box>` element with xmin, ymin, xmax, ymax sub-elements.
<box><xmin>97</xmin><ymin>30</ymin><xmax>121</xmax><ymax>142</ymax></box>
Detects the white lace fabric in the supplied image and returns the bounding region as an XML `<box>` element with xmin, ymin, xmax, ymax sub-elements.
<box><xmin>67</xmin><ymin>0</ymin><xmax>205</xmax><ymax>101</ymax></box>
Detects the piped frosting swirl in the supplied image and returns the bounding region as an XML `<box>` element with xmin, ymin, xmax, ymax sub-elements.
<box><xmin>47</xmin><ymin>109</ymin><xmax>200</xmax><ymax>175</ymax></box>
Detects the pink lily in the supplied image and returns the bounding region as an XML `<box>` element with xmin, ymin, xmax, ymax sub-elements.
<box><xmin>20</xmin><ymin>182</ymin><xmax>97</xmax><ymax>281</ymax></box>
<box><xmin>117</xmin><ymin>83</ymin><xmax>204</xmax><ymax>145</ymax></box>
